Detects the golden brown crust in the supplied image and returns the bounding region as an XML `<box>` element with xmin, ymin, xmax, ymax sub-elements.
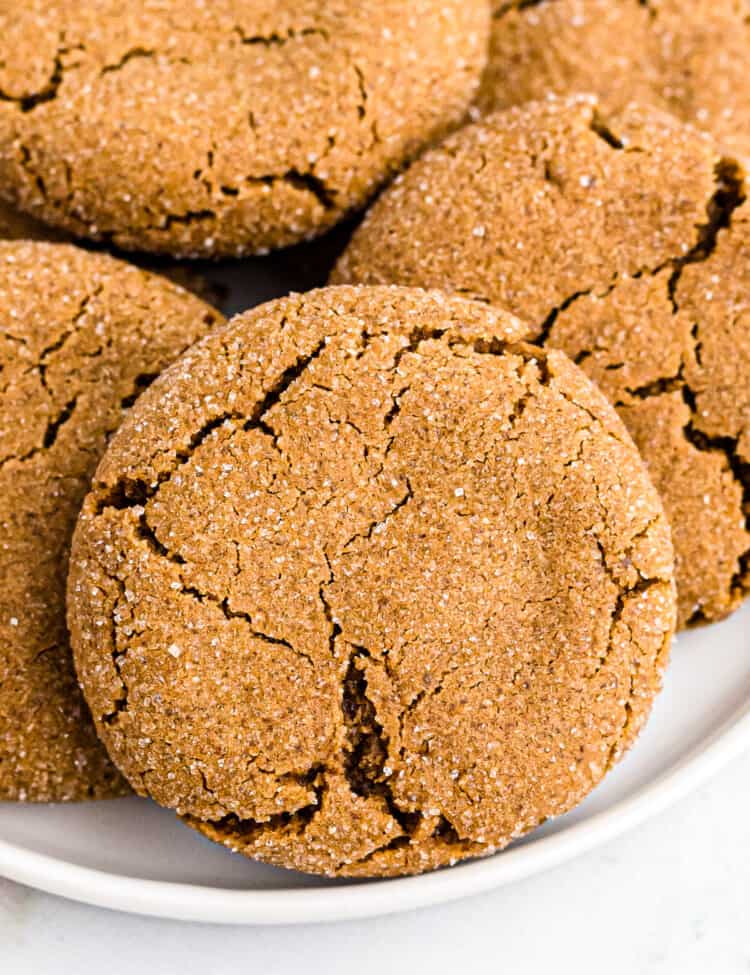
<box><xmin>68</xmin><ymin>285</ymin><xmax>675</xmax><ymax>876</ymax></box>
<box><xmin>0</xmin><ymin>0</ymin><xmax>489</xmax><ymax>258</ymax></box>
<box><xmin>0</xmin><ymin>241</ymin><xmax>223</xmax><ymax>801</ymax></box>
<box><xmin>333</xmin><ymin>98</ymin><xmax>750</xmax><ymax>627</ymax></box>
<box><xmin>480</xmin><ymin>0</ymin><xmax>750</xmax><ymax>161</ymax></box>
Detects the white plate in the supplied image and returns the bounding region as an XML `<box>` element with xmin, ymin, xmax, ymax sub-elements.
<box><xmin>1</xmin><ymin>254</ymin><xmax>749</xmax><ymax>924</ymax></box>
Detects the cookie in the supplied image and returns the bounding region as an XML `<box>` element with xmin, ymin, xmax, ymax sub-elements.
<box><xmin>0</xmin><ymin>0</ymin><xmax>489</xmax><ymax>258</ymax></box>
<box><xmin>333</xmin><ymin>97</ymin><xmax>750</xmax><ymax>628</ymax></box>
<box><xmin>0</xmin><ymin>241</ymin><xmax>222</xmax><ymax>801</ymax></box>
<box><xmin>479</xmin><ymin>1</ymin><xmax>750</xmax><ymax>160</ymax></box>
<box><xmin>68</xmin><ymin>286</ymin><xmax>675</xmax><ymax>877</ymax></box>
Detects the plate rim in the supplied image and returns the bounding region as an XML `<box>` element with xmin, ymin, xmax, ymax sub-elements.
<box><xmin>1</xmin><ymin>694</ymin><xmax>749</xmax><ymax>925</ymax></box>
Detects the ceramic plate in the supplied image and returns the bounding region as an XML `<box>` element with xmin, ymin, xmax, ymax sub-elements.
<box><xmin>1</xmin><ymin>252</ymin><xmax>748</xmax><ymax>924</ymax></box>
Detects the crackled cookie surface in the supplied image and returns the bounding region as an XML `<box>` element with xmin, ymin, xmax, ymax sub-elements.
<box><xmin>69</xmin><ymin>286</ymin><xmax>675</xmax><ymax>877</ymax></box>
<box><xmin>479</xmin><ymin>0</ymin><xmax>750</xmax><ymax>160</ymax></box>
<box><xmin>334</xmin><ymin>98</ymin><xmax>750</xmax><ymax>627</ymax></box>
<box><xmin>0</xmin><ymin>0</ymin><xmax>488</xmax><ymax>258</ymax></box>
<box><xmin>0</xmin><ymin>241</ymin><xmax>222</xmax><ymax>801</ymax></box>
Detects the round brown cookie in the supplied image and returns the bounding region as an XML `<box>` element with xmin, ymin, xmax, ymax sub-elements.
<box><xmin>478</xmin><ymin>0</ymin><xmax>750</xmax><ymax>161</ymax></box>
<box><xmin>0</xmin><ymin>241</ymin><xmax>222</xmax><ymax>801</ymax></box>
<box><xmin>68</xmin><ymin>286</ymin><xmax>675</xmax><ymax>878</ymax></box>
<box><xmin>333</xmin><ymin>97</ymin><xmax>750</xmax><ymax>628</ymax></box>
<box><xmin>0</xmin><ymin>0</ymin><xmax>489</xmax><ymax>259</ymax></box>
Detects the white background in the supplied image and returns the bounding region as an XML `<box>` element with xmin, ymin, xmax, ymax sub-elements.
<box><xmin>1</xmin><ymin>746</ymin><xmax>748</xmax><ymax>975</ymax></box>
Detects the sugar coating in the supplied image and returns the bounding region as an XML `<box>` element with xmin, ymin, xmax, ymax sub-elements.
<box><xmin>333</xmin><ymin>97</ymin><xmax>750</xmax><ymax>628</ymax></box>
<box><xmin>0</xmin><ymin>240</ymin><xmax>222</xmax><ymax>801</ymax></box>
<box><xmin>480</xmin><ymin>0</ymin><xmax>750</xmax><ymax>160</ymax></box>
<box><xmin>0</xmin><ymin>0</ymin><xmax>489</xmax><ymax>258</ymax></box>
<box><xmin>68</xmin><ymin>285</ymin><xmax>676</xmax><ymax>877</ymax></box>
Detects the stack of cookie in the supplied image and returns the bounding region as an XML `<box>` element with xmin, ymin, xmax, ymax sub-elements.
<box><xmin>0</xmin><ymin>2</ymin><xmax>746</xmax><ymax>879</ymax></box>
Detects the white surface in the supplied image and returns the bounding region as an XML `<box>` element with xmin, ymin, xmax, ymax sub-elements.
<box><xmin>1</xmin><ymin>746</ymin><xmax>749</xmax><ymax>975</ymax></box>
<box><xmin>0</xmin><ymin>602</ymin><xmax>748</xmax><ymax>924</ymax></box>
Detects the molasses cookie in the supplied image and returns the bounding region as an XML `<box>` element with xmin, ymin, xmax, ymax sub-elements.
<box><xmin>479</xmin><ymin>1</ymin><xmax>750</xmax><ymax>160</ymax></box>
<box><xmin>0</xmin><ymin>241</ymin><xmax>222</xmax><ymax>801</ymax></box>
<box><xmin>334</xmin><ymin>97</ymin><xmax>750</xmax><ymax>628</ymax></box>
<box><xmin>68</xmin><ymin>286</ymin><xmax>675</xmax><ymax>877</ymax></box>
<box><xmin>0</xmin><ymin>0</ymin><xmax>489</xmax><ymax>258</ymax></box>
